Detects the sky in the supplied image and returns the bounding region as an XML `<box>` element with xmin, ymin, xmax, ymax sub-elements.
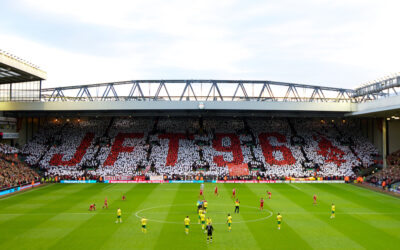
<box><xmin>0</xmin><ymin>0</ymin><xmax>399</xmax><ymax>89</ymax></box>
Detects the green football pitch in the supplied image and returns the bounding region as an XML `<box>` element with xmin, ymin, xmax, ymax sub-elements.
<box><xmin>0</xmin><ymin>183</ymin><xmax>399</xmax><ymax>250</ymax></box>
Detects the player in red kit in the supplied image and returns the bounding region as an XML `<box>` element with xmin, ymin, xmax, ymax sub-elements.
<box><xmin>199</xmin><ymin>189</ymin><xmax>203</xmax><ymax>197</ymax></box>
<box><xmin>89</xmin><ymin>203</ymin><xmax>96</xmax><ymax>211</ymax></box>
<box><xmin>260</xmin><ymin>198</ymin><xmax>264</xmax><ymax>210</ymax></box>
<box><xmin>214</xmin><ymin>186</ymin><xmax>218</xmax><ymax>196</ymax></box>
<box><xmin>122</xmin><ymin>195</ymin><xmax>126</xmax><ymax>201</ymax></box>
<box><xmin>232</xmin><ymin>188</ymin><xmax>236</xmax><ymax>198</ymax></box>
<box><xmin>267</xmin><ymin>191</ymin><xmax>271</xmax><ymax>199</ymax></box>
<box><xmin>313</xmin><ymin>194</ymin><xmax>317</xmax><ymax>205</ymax></box>
<box><xmin>103</xmin><ymin>197</ymin><xmax>108</xmax><ymax>209</ymax></box>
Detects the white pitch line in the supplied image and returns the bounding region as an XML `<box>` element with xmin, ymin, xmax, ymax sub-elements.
<box><xmin>0</xmin><ymin>212</ymin><xmax>99</xmax><ymax>215</ymax></box>
<box><xmin>289</xmin><ymin>184</ymin><xmax>302</xmax><ymax>191</ymax></box>
<box><xmin>150</xmin><ymin>189</ymin><xmax>192</xmax><ymax>192</ymax></box>
<box><xmin>349</xmin><ymin>184</ymin><xmax>400</xmax><ymax>200</ymax></box>
<box><xmin>274</xmin><ymin>212</ymin><xmax>400</xmax><ymax>215</ymax></box>
<box><xmin>0</xmin><ymin>211</ymin><xmax>398</xmax><ymax>216</ymax></box>
<box><xmin>0</xmin><ymin>185</ymin><xmax>53</xmax><ymax>201</ymax></box>
<box><xmin>134</xmin><ymin>204</ymin><xmax>273</xmax><ymax>225</ymax></box>
<box><xmin>102</xmin><ymin>183</ymin><xmax>117</xmax><ymax>190</ymax></box>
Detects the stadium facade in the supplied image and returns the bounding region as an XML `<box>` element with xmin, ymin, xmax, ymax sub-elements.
<box><xmin>0</xmin><ymin>51</ymin><xmax>400</xmax><ymax>170</ymax></box>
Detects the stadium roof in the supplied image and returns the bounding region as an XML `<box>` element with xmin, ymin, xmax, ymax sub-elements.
<box><xmin>0</xmin><ymin>50</ymin><xmax>46</xmax><ymax>84</ymax></box>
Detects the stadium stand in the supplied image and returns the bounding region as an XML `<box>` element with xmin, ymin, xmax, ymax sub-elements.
<box><xmin>367</xmin><ymin>149</ymin><xmax>400</xmax><ymax>191</ymax></box>
<box><xmin>0</xmin><ymin>143</ymin><xmax>19</xmax><ymax>154</ymax></box>
<box><xmin>20</xmin><ymin>117</ymin><xmax>379</xmax><ymax>180</ymax></box>
<box><xmin>0</xmin><ymin>144</ymin><xmax>39</xmax><ymax>189</ymax></box>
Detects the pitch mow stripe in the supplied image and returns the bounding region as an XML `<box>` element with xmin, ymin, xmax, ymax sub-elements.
<box><xmin>249</xmin><ymin>184</ymin><xmax>365</xmax><ymax>249</ymax></box>
<box><xmin>0</xmin><ymin>184</ymin><xmax>54</xmax><ymax>200</ymax></box>
<box><xmin>283</xmin><ymin>184</ymin><xmax>397</xmax><ymax>249</ymax></box>
<box><xmin>0</xmin><ymin>184</ymin><xmax>101</xmax><ymax>249</ymax></box>
<box><xmin>49</xmin><ymin>184</ymin><xmax>157</xmax><ymax>250</ymax></box>
<box><xmin>346</xmin><ymin>183</ymin><xmax>400</xmax><ymax>200</ymax></box>
<box><xmin>219</xmin><ymin>184</ymin><xmax>271</xmax><ymax>250</ymax></box>
<box><xmin>304</xmin><ymin>183</ymin><xmax>400</xmax><ymax>240</ymax></box>
<box><xmin>153</xmin><ymin>184</ymin><xmax>196</xmax><ymax>250</ymax></box>
<box><xmin>329</xmin><ymin>184</ymin><xmax>400</xmax><ymax>210</ymax></box>
<box><xmin>288</xmin><ymin>184</ymin><xmax>302</xmax><ymax>190</ymax></box>
<box><xmin>311</xmin><ymin>184</ymin><xmax>400</xmax><ymax>221</ymax></box>
<box><xmin>102</xmin><ymin>184</ymin><xmax>178</xmax><ymax>249</ymax></box>
<box><xmin>239</xmin><ymin>184</ymin><xmax>314</xmax><ymax>250</ymax></box>
<box><xmin>0</xmin><ymin>211</ymin><xmax>398</xmax><ymax>216</ymax></box>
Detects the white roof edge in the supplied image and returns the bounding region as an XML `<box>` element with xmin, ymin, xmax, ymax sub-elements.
<box><xmin>0</xmin><ymin>52</ymin><xmax>46</xmax><ymax>80</ymax></box>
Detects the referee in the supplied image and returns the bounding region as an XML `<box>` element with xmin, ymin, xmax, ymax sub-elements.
<box><xmin>234</xmin><ymin>199</ymin><xmax>240</xmax><ymax>213</ymax></box>
<box><xmin>206</xmin><ymin>223</ymin><xmax>214</xmax><ymax>244</ymax></box>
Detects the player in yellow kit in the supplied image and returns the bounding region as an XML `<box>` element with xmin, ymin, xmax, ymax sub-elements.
<box><xmin>227</xmin><ymin>213</ymin><xmax>232</xmax><ymax>232</ymax></box>
<box><xmin>141</xmin><ymin>217</ymin><xmax>148</xmax><ymax>233</ymax></box>
<box><xmin>206</xmin><ymin>217</ymin><xmax>212</xmax><ymax>225</ymax></box>
<box><xmin>330</xmin><ymin>203</ymin><xmax>336</xmax><ymax>219</ymax></box>
<box><xmin>116</xmin><ymin>208</ymin><xmax>122</xmax><ymax>223</ymax></box>
<box><xmin>198</xmin><ymin>208</ymin><xmax>203</xmax><ymax>224</ymax></box>
<box><xmin>203</xmin><ymin>200</ymin><xmax>208</xmax><ymax>213</ymax></box>
<box><xmin>200</xmin><ymin>212</ymin><xmax>206</xmax><ymax>230</ymax></box>
<box><xmin>184</xmin><ymin>216</ymin><xmax>190</xmax><ymax>235</ymax></box>
<box><xmin>277</xmin><ymin>213</ymin><xmax>282</xmax><ymax>230</ymax></box>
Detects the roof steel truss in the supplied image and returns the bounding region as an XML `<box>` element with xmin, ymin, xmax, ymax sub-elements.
<box><xmin>354</xmin><ymin>76</ymin><xmax>400</xmax><ymax>99</ymax></box>
<box><xmin>41</xmin><ymin>80</ymin><xmax>356</xmax><ymax>103</ymax></box>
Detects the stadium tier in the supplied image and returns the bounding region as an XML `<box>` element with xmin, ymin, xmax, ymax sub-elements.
<box><xmin>0</xmin><ymin>144</ymin><xmax>39</xmax><ymax>189</ymax></box>
<box><xmin>20</xmin><ymin>117</ymin><xmax>378</xmax><ymax>180</ymax></box>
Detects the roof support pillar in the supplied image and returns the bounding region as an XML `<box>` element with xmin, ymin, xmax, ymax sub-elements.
<box><xmin>382</xmin><ymin>118</ymin><xmax>388</xmax><ymax>168</ymax></box>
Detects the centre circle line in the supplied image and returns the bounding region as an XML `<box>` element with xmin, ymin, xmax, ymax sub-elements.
<box><xmin>134</xmin><ymin>204</ymin><xmax>273</xmax><ymax>225</ymax></box>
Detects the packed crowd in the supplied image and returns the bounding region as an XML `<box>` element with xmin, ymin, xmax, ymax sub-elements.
<box><xmin>20</xmin><ymin>117</ymin><xmax>378</xmax><ymax>180</ymax></box>
<box><xmin>293</xmin><ymin>119</ymin><xmax>377</xmax><ymax>177</ymax></box>
<box><xmin>0</xmin><ymin>144</ymin><xmax>39</xmax><ymax>189</ymax></box>
<box><xmin>0</xmin><ymin>143</ymin><xmax>19</xmax><ymax>154</ymax></box>
<box><xmin>367</xmin><ymin>149</ymin><xmax>400</xmax><ymax>189</ymax></box>
<box><xmin>386</xmin><ymin>149</ymin><xmax>400</xmax><ymax>166</ymax></box>
<box><xmin>367</xmin><ymin>165</ymin><xmax>400</xmax><ymax>189</ymax></box>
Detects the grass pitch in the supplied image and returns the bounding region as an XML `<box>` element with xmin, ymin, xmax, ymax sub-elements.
<box><xmin>0</xmin><ymin>183</ymin><xmax>399</xmax><ymax>249</ymax></box>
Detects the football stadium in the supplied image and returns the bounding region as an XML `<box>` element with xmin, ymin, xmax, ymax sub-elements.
<box><xmin>1</xmin><ymin>2</ymin><xmax>400</xmax><ymax>249</ymax></box>
<box><xmin>0</xmin><ymin>50</ymin><xmax>399</xmax><ymax>249</ymax></box>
